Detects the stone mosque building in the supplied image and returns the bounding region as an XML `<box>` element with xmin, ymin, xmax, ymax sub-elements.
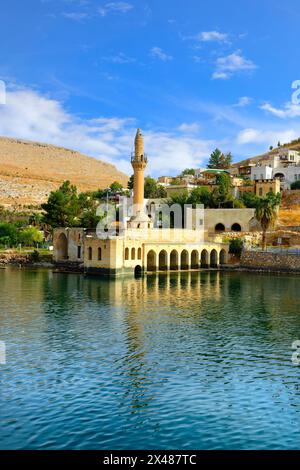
<box><xmin>53</xmin><ymin>129</ymin><xmax>229</xmax><ymax>277</ymax></box>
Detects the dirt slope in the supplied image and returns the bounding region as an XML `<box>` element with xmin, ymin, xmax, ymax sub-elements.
<box><xmin>0</xmin><ymin>137</ymin><xmax>128</xmax><ymax>207</ymax></box>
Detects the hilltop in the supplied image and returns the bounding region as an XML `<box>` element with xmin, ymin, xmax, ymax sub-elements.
<box><xmin>232</xmin><ymin>138</ymin><xmax>300</xmax><ymax>168</ymax></box>
<box><xmin>0</xmin><ymin>137</ymin><xmax>128</xmax><ymax>208</ymax></box>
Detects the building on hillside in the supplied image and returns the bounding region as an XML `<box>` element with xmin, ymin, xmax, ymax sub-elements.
<box><xmin>248</xmin><ymin>148</ymin><xmax>300</xmax><ymax>188</ymax></box>
<box><xmin>255</xmin><ymin>179</ymin><xmax>281</xmax><ymax>197</ymax></box>
<box><xmin>165</xmin><ymin>183</ymin><xmax>197</xmax><ymax>197</ymax></box>
<box><xmin>53</xmin><ymin>129</ymin><xmax>229</xmax><ymax>276</ymax></box>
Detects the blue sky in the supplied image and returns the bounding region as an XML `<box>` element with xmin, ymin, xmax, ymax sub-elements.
<box><xmin>1</xmin><ymin>0</ymin><xmax>300</xmax><ymax>176</ymax></box>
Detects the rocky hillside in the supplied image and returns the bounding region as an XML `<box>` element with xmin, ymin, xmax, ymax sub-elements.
<box><xmin>233</xmin><ymin>139</ymin><xmax>300</xmax><ymax>168</ymax></box>
<box><xmin>0</xmin><ymin>137</ymin><xmax>128</xmax><ymax>207</ymax></box>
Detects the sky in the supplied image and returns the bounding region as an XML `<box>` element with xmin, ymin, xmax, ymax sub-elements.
<box><xmin>1</xmin><ymin>0</ymin><xmax>300</xmax><ymax>177</ymax></box>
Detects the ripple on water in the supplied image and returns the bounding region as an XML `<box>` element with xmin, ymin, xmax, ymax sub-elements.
<box><xmin>1</xmin><ymin>269</ymin><xmax>300</xmax><ymax>449</ymax></box>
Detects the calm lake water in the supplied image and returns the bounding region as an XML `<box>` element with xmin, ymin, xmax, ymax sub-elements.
<box><xmin>1</xmin><ymin>267</ymin><xmax>300</xmax><ymax>450</ymax></box>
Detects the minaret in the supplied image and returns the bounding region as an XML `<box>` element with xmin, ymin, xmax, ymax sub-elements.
<box><xmin>131</xmin><ymin>129</ymin><xmax>147</xmax><ymax>214</ymax></box>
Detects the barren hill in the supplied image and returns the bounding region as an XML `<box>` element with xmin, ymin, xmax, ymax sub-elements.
<box><xmin>0</xmin><ymin>137</ymin><xmax>128</xmax><ymax>207</ymax></box>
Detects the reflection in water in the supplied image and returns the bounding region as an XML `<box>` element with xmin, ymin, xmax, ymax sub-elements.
<box><xmin>1</xmin><ymin>268</ymin><xmax>300</xmax><ymax>449</ymax></box>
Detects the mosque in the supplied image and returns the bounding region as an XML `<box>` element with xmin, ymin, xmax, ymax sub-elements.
<box><xmin>53</xmin><ymin>129</ymin><xmax>229</xmax><ymax>276</ymax></box>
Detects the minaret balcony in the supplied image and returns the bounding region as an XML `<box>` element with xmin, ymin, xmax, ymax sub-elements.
<box><xmin>131</xmin><ymin>153</ymin><xmax>148</xmax><ymax>164</ymax></box>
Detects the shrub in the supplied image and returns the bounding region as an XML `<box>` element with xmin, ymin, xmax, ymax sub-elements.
<box><xmin>291</xmin><ymin>180</ymin><xmax>300</xmax><ymax>190</ymax></box>
<box><xmin>29</xmin><ymin>250</ymin><xmax>40</xmax><ymax>263</ymax></box>
<box><xmin>229</xmin><ymin>238</ymin><xmax>244</xmax><ymax>256</ymax></box>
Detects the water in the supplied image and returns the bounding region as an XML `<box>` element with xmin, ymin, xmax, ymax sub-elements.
<box><xmin>1</xmin><ymin>267</ymin><xmax>300</xmax><ymax>450</ymax></box>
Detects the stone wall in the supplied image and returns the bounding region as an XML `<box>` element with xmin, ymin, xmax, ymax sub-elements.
<box><xmin>240</xmin><ymin>250</ymin><xmax>300</xmax><ymax>272</ymax></box>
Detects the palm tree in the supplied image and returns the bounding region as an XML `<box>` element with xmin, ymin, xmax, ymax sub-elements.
<box><xmin>255</xmin><ymin>193</ymin><xmax>281</xmax><ymax>250</ymax></box>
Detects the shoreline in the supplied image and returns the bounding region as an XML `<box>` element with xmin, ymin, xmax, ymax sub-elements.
<box><xmin>2</xmin><ymin>262</ymin><xmax>300</xmax><ymax>276</ymax></box>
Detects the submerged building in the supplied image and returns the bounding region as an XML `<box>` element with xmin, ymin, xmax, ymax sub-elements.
<box><xmin>53</xmin><ymin>129</ymin><xmax>229</xmax><ymax>276</ymax></box>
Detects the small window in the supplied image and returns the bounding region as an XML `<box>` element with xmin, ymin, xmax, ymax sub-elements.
<box><xmin>125</xmin><ymin>248</ymin><xmax>129</xmax><ymax>260</ymax></box>
<box><xmin>98</xmin><ymin>247</ymin><xmax>102</xmax><ymax>261</ymax></box>
<box><xmin>259</xmin><ymin>188</ymin><xmax>263</xmax><ymax>196</ymax></box>
<box><xmin>77</xmin><ymin>246</ymin><xmax>81</xmax><ymax>259</ymax></box>
<box><xmin>138</xmin><ymin>248</ymin><xmax>142</xmax><ymax>260</ymax></box>
<box><xmin>88</xmin><ymin>247</ymin><xmax>92</xmax><ymax>260</ymax></box>
<box><xmin>131</xmin><ymin>248</ymin><xmax>136</xmax><ymax>260</ymax></box>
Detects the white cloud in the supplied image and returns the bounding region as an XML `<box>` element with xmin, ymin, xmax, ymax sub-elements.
<box><xmin>196</xmin><ymin>31</ymin><xmax>228</xmax><ymax>43</ymax></box>
<box><xmin>101</xmin><ymin>52</ymin><xmax>136</xmax><ymax>64</ymax></box>
<box><xmin>98</xmin><ymin>2</ymin><xmax>133</xmax><ymax>17</ymax></box>
<box><xmin>261</xmin><ymin>101</ymin><xmax>300</xmax><ymax>119</ymax></box>
<box><xmin>234</xmin><ymin>96</ymin><xmax>252</xmax><ymax>107</ymax></box>
<box><xmin>0</xmin><ymin>87</ymin><xmax>213</xmax><ymax>176</ymax></box>
<box><xmin>178</xmin><ymin>122</ymin><xmax>201</xmax><ymax>134</ymax></box>
<box><xmin>150</xmin><ymin>47</ymin><xmax>173</xmax><ymax>62</ymax></box>
<box><xmin>212</xmin><ymin>50</ymin><xmax>257</xmax><ymax>79</ymax></box>
<box><xmin>236</xmin><ymin>127</ymin><xmax>298</xmax><ymax>146</ymax></box>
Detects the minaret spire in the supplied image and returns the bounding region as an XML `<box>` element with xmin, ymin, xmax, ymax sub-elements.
<box><xmin>131</xmin><ymin>128</ymin><xmax>147</xmax><ymax>214</ymax></box>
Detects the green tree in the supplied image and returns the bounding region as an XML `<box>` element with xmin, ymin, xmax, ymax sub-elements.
<box><xmin>128</xmin><ymin>174</ymin><xmax>134</xmax><ymax>190</ymax></box>
<box><xmin>241</xmin><ymin>192</ymin><xmax>261</xmax><ymax>209</ymax></box>
<box><xmin>210</xmin><ymin>173</ymin><xmax>234</xmax><ymax>207</ymax></box>
<box><xmin>19</xmin><ymin>227</ymin><xmax>43</xmax><ymax>246</ymax></box>
<box><xmin>180</xmin><ymin>168</ymin><xmax>195</xmax><ymax>176</ymax></box>
<box><xmin>41</xmin><ymin>181</ymin><xmax>80</xmax><ymax>228</ymax></box>
<box><xmin>110</xmin><ymin>181</ymin><xmax>123</xmax><ymax>193</ymax></box>
<box><xmin>229</xmin><ymin>238</ymin><xmax>244</xmax><ymax>257</ymax></box>
<box><xmin>207</xmin><ymin>149</ymin><xmax>232</xmax><ymax>169</ymax></box>
<box><xmin>0</xmin><ymin>223</ymin><xmax>18</xmax><ymax>247</ymax></box>
<box><xmin>188</xmin><ymin>186</ymin><xmax>212</xmax><ymax>208</ymax></box>
<box><xmin>92</xmin><ymin>189</ymin><xmax>105</xmax><ymax>200</ymax></box>
<box><xmin>143</xmin><ymin>177</ymin><xmax>167</xmax><ymax>198</ymax></box>
<box><xmin>255</xmin><ymin>192</ymin><xmax>281</xmax><ymax>250</ymax></box>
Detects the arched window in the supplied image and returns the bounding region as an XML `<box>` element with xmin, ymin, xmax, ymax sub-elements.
<box><xmin>215</xmin><ymin>223</ymin><xmax>225</xmax><ymax>232</ymax></box>
<box><xmin>137</xmin><ymin>247</ymin><xmax>142</xmax><ymax>260</ymax></box>
<box><xmin>88</xmin><ymin>247</ymin><xmax>92</xmax><ymax>261</ymax></box>
<box><xmin>131</xmin><ymin>248</ymin><xmax>136</xmax><ymax>260</ymax></box>
<box><xmin>231</xmin><ymin>223</ymin><xmax>242</xmax><ymax>232</ymax></box>
<box><xmin>125</xmin><ymin>248</ymin><xmax>129</xmax><ymax>260</ymax></box>
<box><xmin>98</xmin><ymin>247</ymin><xmax>102</xmax><ymax>261</ymax></box>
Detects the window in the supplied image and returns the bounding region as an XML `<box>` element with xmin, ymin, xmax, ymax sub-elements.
<box><xmin>125</xmin><ymin>248</ymin><xmax>129</xmax><ymax>260</ymax></box>
<box><xmin>88</xmin><ymin>247</ymin><xmax>92</xmax><ymax>260</ymax></box>
<box><xmin>77</xmin><ymin>246</ymin><xmax>81</xmax><ymax>259</ymax></box>
<box><xmin>259</xmin><ymin>188</ymin><xmax>263</xmax><ymax>196</ymax></box>
<box><xmin>98</xmin><ymin>247</ymin><xmax>102</xmax><ymax>261</ymax></box>
<box><xmin>131</xmin><ymin>248</ymin><xmax>136</xmax><ymax>260</ymax></box>
<box><xmin>138</xmin><ymin>248</ymin><xmax>142</xmax><ymax>260</ymax></box>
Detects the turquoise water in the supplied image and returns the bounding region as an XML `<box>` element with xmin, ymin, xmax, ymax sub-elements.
<box><xmin>0</xmin><ymin>267</ymin><xmax>300</xmax><ymax>450</ymax></box>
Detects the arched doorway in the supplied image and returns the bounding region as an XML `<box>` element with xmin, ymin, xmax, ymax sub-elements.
<box><xmin>231</xmin><ymin>223</ymin><xmax>241</xmax><ymax>232</ymax></box>
<box><xmin>219</xmin><ymin>249</ymin><xmax>226</xmax><ymax>265</ymax></box>
<box><xmin>210</xmin><ymin>249</ymin><xmax>218</xmax><ymax>268</ymax></box>
<box><xmin>215</xmin><ymin>223</ymin><xmax>225</xmax><ymax>232</ymax></box>
<box><xmin>147</xmin><ymin>250</ymin><xmax>157</xmax><ymax>271</ymax></box>
<box><xmin>180</xmin><ymin>250</ymin><xmax>189</xmax><ymax>270</ymax></box>
<box><xmin>159</xmin><ymin>250</ymin><xmax>168</xmax><ymax>271</ymax></box>
<box><xmin>170</xmin><ymin>250</ymin><xmax>179</xmax><ymax>270</ymax></box>
<box><xmin>274</xmin><ymin>172</ymin><xmax>285</xmax><ymax>182</ymax></box>
<box><xmin>201</xmin><ymin>249</ymin><xmax>208</xmax><ymax>268</ymax></box>
<box><xmin>134</xmin><ymin>265</ymin><xmax>142</xmax><ymax>278</ymax></box>
<box><xmin>191</xmin><ymin>250</ymin><xmax>199</xmax><ymax>269</ymax></box>
<box><xmin>57</xmin><ymin>233</ymin><xmax>68</xmax><ymax>260</ymax></box>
